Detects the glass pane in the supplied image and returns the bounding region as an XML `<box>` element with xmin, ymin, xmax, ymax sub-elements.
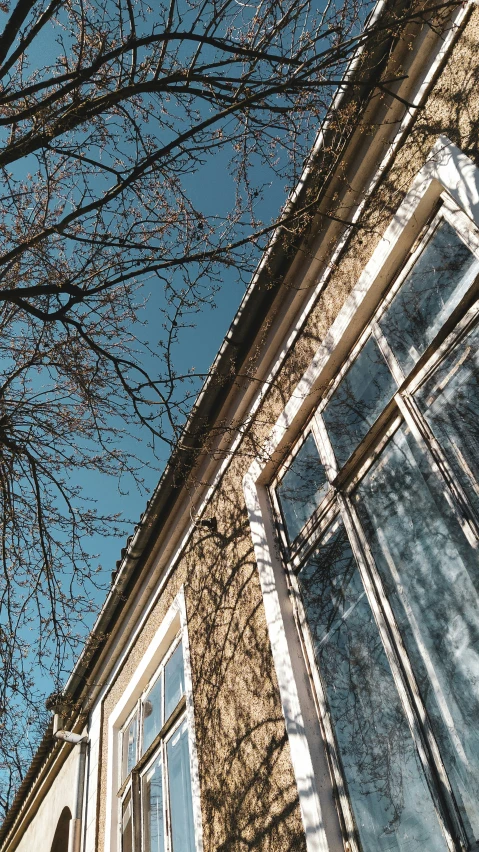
<box><xmin>122</xmin><ymin>713</ymin><xmax>138</xmax><ymax>781</ymax></box>
<box><xmin>354</xmin><ymin>423</ymin><xmax>479</xmax><ymax>846</ymax></box>
<box><xmin>322</xmin><ymin>336</ymin><xmax>397</xmax><ymax>469</ymax></box>
<box><xmin>275</xmin><ymin>433</ymin><xmax>329</xmax><ymax>542</ymax></box>
<box><xmin>415</xmin><ymin>319</ymin><xmax>479</xmax><ymax>521</ymax></box>
<box><xmin>298</xmin><ymin>518</ymin><xmax>447</xmax><ymax>852</ymax></box>
<box><xmin>379</xmin><ymin>219</ymin><xmax>479</xmax><ymax>374</ymax></box>
<box><xmin>142</xmin><ymin>754</ymin><xmax>165</xmax><ymax>852</ymax></box>
<box><xmin>122</xmin><ymin>792</ymin><xmax>133</xmax><ymax>852</ymax></box>
<box><xmin>167</xmin><ymin>720</ymin><xmax>195</xmax><ymax>852</ymax></box>
<box><xmin>164</xmin><ymin>643</ymin><xmax>185</xmax><ymax>721</ymax></box>
<box><xmin>142</xmin><ymin>676</ymin><xmax>163</xmax><ymax>755</ymax></box>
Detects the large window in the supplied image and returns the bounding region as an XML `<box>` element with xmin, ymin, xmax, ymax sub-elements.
<box><xmin>271</xmin><ymin>198</ymin><xmax>479</xmax><ymax>852</ymax></box>
<box><xmin>118</xmin><ymin>637</ymin><xmax>196</xmax><ymax>852</ymax></box>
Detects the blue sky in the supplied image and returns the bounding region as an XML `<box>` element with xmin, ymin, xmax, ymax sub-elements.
<box><xmin>73</xmin><ymin>148</ymin><xmax>290</xmax><ymax>623</ymax></box>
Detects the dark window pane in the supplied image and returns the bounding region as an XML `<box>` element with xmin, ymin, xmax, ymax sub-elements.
<box><xmin>142</xmin><ymin>676</ymin><xmax>163</xmax><ymax>755</ymax></box>
<box><xmin>122</xmin><ymin>713</ymin><xmax>138</xmax><ymax>781</ymax></box>
<box><xmin>415</xmin><ymin>319</ymin><xmax>479</xmax><ymax>521</ymax></box>
<box><xmin>275</xmin><ymin>433</ymin><xmax>329</xmax><ymax>542</ymax></box>
<box><xmin>298</xmin><ymin>519</ymin><xmax>446</xmax><ymax>852</ymax></box>
<box><xmin>379</xmin><ymin>220</ymin><xmax>479</xmax><ymax>374</ymax></box>
<box><xmin>354</xmin><ymin>424</ymin><xmax>479</xmax><ymax>846</ymax></box>
<box><xmin>142</xmin><ymin>755</ymin><xmax>165</xmax><ymax>852</ymax></box>
<box><xmin>164</xmin><ymin>643</ymin><xmax>185</xmax><ymax>721</ymax></box>
<box><xmin>167</xmin><ymin>720</ymin><xmax>195</xmax><ymax>852</ymax></box>
<box><xmin>122</xmin><ymin>792</ymin><xmax>133</xmax><ymax>852</ymax></box>
<box><xmin>322</xmin><ymin>336</ymin><xmax>397</xmax><ymax>469</ymax></box>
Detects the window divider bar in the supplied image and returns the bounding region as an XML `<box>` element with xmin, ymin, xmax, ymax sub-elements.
<box><xmin>311</xmin><ymin>412</ymin><xmax>337</xmax><ymax>484</ymax></box>
<box><xmin>371</xmin><ymin>321</ymin><xmax>405</xmax><ymax>387</ymax></box>
<box><xmin>131</xmin><ymin>769</ymin><xmax>141</xmax><ymax>852</ymax></box>
<box><xmin>267</xmin><ymin>476</ymin><xmax>293</xmax><ymax>557</ymax></box>
<box><xmin>138</xmin><ymin>694</ymin><xmax>186</xmax><ymax>776</ymax></box>
<box><xmin>440</xmin><ymin>195</ymin><xmax>479</xmax><ymax>259</ymax></box>
<box><xmin>406</xmin><ymin>297</ymin><xmax>479</xmax><ymax>398</ymax></box>
<box><xmin>394</xmin><ymin>391</ymin><xmax>479</xmax><ymax>544</ymax></box>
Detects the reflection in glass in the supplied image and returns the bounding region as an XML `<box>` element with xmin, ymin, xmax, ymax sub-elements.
<box><xmin>298</xmin><ymin>519</ymin><xmax>446</xmax><ymax>852</ymax></box>
<box><xmin>122</xmin><ymin>713</ymin><xmax>138</xmax><ymax>781</ymax></box>
<box><xmin>122</xmin><ymin>792</ymin><xmax>133</xmax><ymax>852</ymax></box>
<box><xmin>167</xmin><ymin>721</ymin><xmax>195</xmax><ymax>852</ymax></box>
<box><xmin>164</xmin><ymin>643</ymin><xmax>185</xmax><ymax>722</ymax></box>
<box><xmin>142</xmin><ymin>676</ymin><xmax>163</xmax><ymax>755</ymax></box>
<box><xmin>275</xmin><ymin>433</ymin><xmax>329</xmax><ymax>542</ymax></box>
<box><xmin>143</xmin><ymin>755</ymin><xmax>165</xmax><ymax>852</ymax></box>
<box><xmin>354</xmin><ymin>424</ymin><xmax>479</xmax><ymax>846</ymax></box>
<box><xmin>379</xmin><ymin>219</ymin><xmax>479</xmax><ymax>374</ymax></box>
<box><xmin>322</xmin><ymin>336</ymin><xmax>397</xmax><ymax>469</ymax></box>
<box><xmin>416</xmin><ymin>320</ymin><xmax>479</xmax><ymax>521</ymax></box>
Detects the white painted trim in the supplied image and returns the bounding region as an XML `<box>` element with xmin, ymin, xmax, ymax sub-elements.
<box><xmin>104</xmin><ymin>589</ymin><xmax>203</xmax><ymax>852</ymax></box>
<box><xmin>243</xmin><ymin>137</ymin><xmax>479</xmax><ymax>851</ymax></box>
<box><xmin>178</xmin><ymin>591</ymin><xmax>204</xmax><ymax>852</ymax></box>
<box><xmin>83</xmin><ymin>701</ymin><xmax>102</xmax><ymax>852</ymax></box>
<box><xmin>243</xmin><ymin>471</ymin><xmax>329</xmax><ymax>852</ymax></box>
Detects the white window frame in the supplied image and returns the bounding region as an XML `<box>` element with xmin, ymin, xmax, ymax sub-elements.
<box><xmin>243</xmin><ymin>137</ymin><xmax>479</xmax><ymax>852</ymax></box>
<box><xmin>105</xmin><ymin>589</ymin><xmax>203</xmax><ymax>852</ymax></box>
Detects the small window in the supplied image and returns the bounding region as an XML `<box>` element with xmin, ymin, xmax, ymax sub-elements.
<box><xmin>271</xmin><ymin>202</ymin><xmax>479</xmax><ymax>852</ymax></box>
<box><xmin>119</xmin><ymin>638</ymin><xmax>195</xmax><ymax>852</ymax></box>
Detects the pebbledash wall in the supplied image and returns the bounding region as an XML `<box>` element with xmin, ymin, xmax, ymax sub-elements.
<box><xmin>2</xmin><ymin>3</ymin><xmax>479</xmax><ymax>852</ymax></box>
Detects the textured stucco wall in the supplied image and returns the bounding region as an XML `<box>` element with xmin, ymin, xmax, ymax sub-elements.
<box><xmin>95</xmin><ymin>8</ymin><xmax>479</xmax><ymax>852</ymax></box>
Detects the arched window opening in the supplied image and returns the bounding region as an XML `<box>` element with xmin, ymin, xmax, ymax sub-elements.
<box><xmin>50</xmin><ymin>806</ymin><xmax>71</xmax><ymax>852</ymax></box>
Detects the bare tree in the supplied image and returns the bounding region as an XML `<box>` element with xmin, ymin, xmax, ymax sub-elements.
<box><xmin>0</xmin><ymin>0</ymin><xmax>457</xmax><ymax>814</ymax></box>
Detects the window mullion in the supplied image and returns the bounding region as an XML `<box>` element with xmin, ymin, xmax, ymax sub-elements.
<box><xmin>311</xmin><ymin>411</ymin><xmax>338</xmax><ymax>482</ymax></box>
<box><xmin>137</xmin><ymin>699</ymin><xmax>142</xmax><ymax>764</ymax></box>
<box><xmin>131</xmin><ymin>770</ymin><xmax>141</xmax><ymax>852</ymax></box>
<box><xmin>440</xmin><ymin>195</ymin><xmax>479</xmax><ymax>261</ymax></box>
<box><xmin>268</xmin><ymin>474</ymin><xmax>292</xmax><ymax>556</ymax></box>
<box><xmin>163</xmin><ymin>738</ymin><xmax>171</xmax><ymax>852</ymax></box>
<box><xmin>406</xmin><ymin>299</ymin><xmax>479</xmax><ymax>398</ymax></box>
<box><xmin>372</xmin><ymin>321</ymin><xmax>405</xmax><ymax>386</ymax></box>
<box><xmin>394</xmin><ymin>390</ymin><xmax>479</xmax><ymax>544</ymax></box>
<box><xmin>340</xmin><ymin>493</ymin><xmax>465</xmax><ymax>852</ymax></box>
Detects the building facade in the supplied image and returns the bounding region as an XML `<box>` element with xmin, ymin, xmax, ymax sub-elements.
<box><xmin>2</xmin><ymin>2</ymin><xmax>479</xmax><ymax>851</ymax></box>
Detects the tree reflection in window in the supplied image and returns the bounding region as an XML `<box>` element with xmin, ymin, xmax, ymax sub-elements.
<box><xmin>322</xmin><ymin>336</ymin><xmax>397</xmax><ymax>469</ymax></box>
<box><xmin>297</xmin><ymin>518</ymin><xmax>447</xmax><ymax>852</ymax></box>
<box><xmin>275</xmin><ymin>433</ymin><xmax>329</xmax><ymax>542</ymax></box>
<box><xmin>354</xmin><ymin>422</ymin><xmax>479</xmax><ymax>846</ymax></box>
<box><xmin>416</xmin><ymin>319</ymin><xmax>479</xmax><ymax>522</ymax></box>
<box><xmin>379</xmin><ymin>219</ymin><xmax>479</xmax><ymax>375</ymax></box>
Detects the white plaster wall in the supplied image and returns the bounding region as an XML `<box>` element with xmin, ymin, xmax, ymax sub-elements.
<box><xmin>13</xmin><ymin>747</ymin><xmax>78</xmax><ymax>852</ymax></box>
<box><xmin>84</xmin><ymin>700</ymin><xmax>102</xmax><ymax>852</ymax></box>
